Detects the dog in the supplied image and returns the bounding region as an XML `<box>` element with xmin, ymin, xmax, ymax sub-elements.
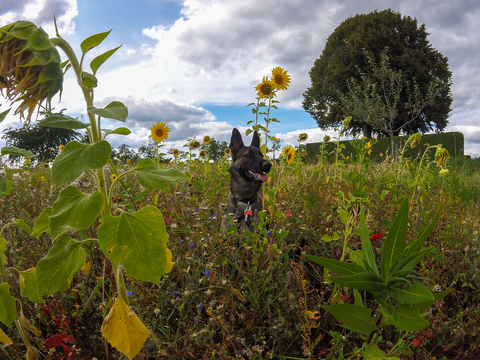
<box><xmin>221</xmin><ymin>128</ymin><xmax>272</xmax><ymax>234</ymax></box>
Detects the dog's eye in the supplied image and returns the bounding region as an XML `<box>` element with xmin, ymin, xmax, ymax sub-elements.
<box><xmin>244</xmin><ymin>151</ymin><xmax>254</xmax><ymax>158</ymax></box>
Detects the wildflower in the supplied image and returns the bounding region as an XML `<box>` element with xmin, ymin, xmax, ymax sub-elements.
<box><xmin>255</xmin><ymin>76</ymin><xmax>274</xmax><ymax>98</ymax></box>
<box><xmin>298</xmin><ymin>133</ymin><xmax>308</xmax><ymax>142</ymax></box>
<box><xmin>59</xmin><ymin>144</ymin><xmax>65</xmax><ymax>152</ymax></box>
<box><xmin>364</xmin><ymin>141</ymin><xmax>372</xmax><ymax>150</ymax></box>
<box><xmin>172</xmin><ymin>149</ymin><xmax>179</xmax><ymax>158</ymax></box>
<box><xmin>150</xmin><ymin>122</ymin><xmax>170</xmax><ymax>143</ymax></box>
<box><xmin>41</xmin><ymin>176</ymin><xmax>46</xmax><ymax>181</ymax></box>
<box><xmin>203</xmin><ymin>269</ymin><xmax>212</xmax><ymax>276</ymax></box>
<box><xmin>126</xmin><ymin>290</ymin><xmax>133</xmax><ymax>296</ymax></box>
<box><xmin>189</xmin><ymin>140</ymin><xmax>201</xmax><ymax>150</ymax></box>
<box><xmin>271</xmin><ymin>66</ymin><xmax>291</xmax><ymax>90</ymax></box>
<box><xmin>111</xmin><ymin>174</ymin><xmax>117</xmax><ymax>182</ymax></box>
<box><xmin>126</xmin><ymin>159</ymin><xmax>131</xmax><ymax>164</ymax></box>
<box><xmin>191</xmin><ymin>162</ymin><xmax>197</xmax><ymax>167</ymax></box>
<box><xmin>370</xmin><ymin>231</ymin><xmax>383</xmax><ymax>241</ymax></box>
<box><xmin>412</xmin><ymin>336</ymin><xmax>424</xmax><ymax>347</ymax></box>
<box><xmin>0</xmin><ymin>21</ymin><xmax>63</xmax><ymax>124</ymax></box>
<box><xmin>218</xmin><ymin>165</ymin><xmax>222</xmax><ymax>170</ymax></box>
<box><xmin>439</xmin><ymin>168</ymin><xmax>449</xmax><ymax>176</ymax></box>
<box><xmin>199</xmin><ymin>150</ymin><xmax>206</xmax><ymax>158</ymax></box>
<box><xmin>203</xmin><ymin>136</ymin><xmax>211</xmax><ymax>144</ymax></box>
<box><xmin>224</xmin><ymin>147</ymin><xmax>231</xmax><ymax>156</ymax></box>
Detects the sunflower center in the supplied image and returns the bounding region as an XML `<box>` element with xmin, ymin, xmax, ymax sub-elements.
<box><xmin>261</xmin><ymin>83</ymin><xmax>272</xmax><ymax>96</ymax></box>
<box><xmin>155</xmin><ymin>129</ymin><xmax>164</xmax><ymax>137</ymax></box>
<box><xmin>275</xmin><ymin>74</ymin><xmax>284</xmax><ymax>85</ymax></box>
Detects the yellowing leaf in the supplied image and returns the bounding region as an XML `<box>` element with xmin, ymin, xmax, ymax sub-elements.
<box><xmin>81</xmin><ymin>261</ymin><xmax>91</xmax><ymax>275</ymax></box>
<box><xmin>101</xmin><ymin>296</ymin><xmax>150</xmax><ymax>360</ymax></box>
<box><xmin>20</xmin><ymin>312</ymin><xmax>41</xmax><ymax>336</ymax></box>
<box><xmin>0</xmin><ymin>327</ymin><xmax>13</xmax><ymax>345</ymax></box>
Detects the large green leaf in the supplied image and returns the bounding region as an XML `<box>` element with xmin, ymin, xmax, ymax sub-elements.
<box><xmin>80</xmin><ymin>29</ymin><xmax>112</xmax><ymax>54</ymax></box>
<box><xmin>36</xmin><ymin>234</ymin><xmax>86</xmax><ymax>297</ymax></box>
<box><xmin>417</xmin><ymin>289</ymin><xmax>453</xmax><ymax>313</ymax></box>
<box><xmin>323</xmin><ymin>304</ymin><xmax>378</xmax><ymax>336</ymax></box>
<box><xmin>392</xmin><ymin>248</ymin><xmax>432</xmax><ymax>278</ymax></box>
<box><xmin>49</xmin><ymin>186</ymin><xmax>104</xmax><ymax>239</ymax></box>
<box><xmin>52</xmin><ymin>140</ymin><xmax>111</xmax><ymax>188</ymax></box>
<box><xmin>97</xmin><ymin>206</ymin><xmax>174</xmax><ymax>284</ymax></box>
<box><xmin>0</xmin><ymin>283</ymin><xmax>16</xmax><ymax>327</ymax></box>
<box><xmin>12</xmin><ymin>219</ymin><xmax>31</xmax><ymax>235</ymax></box>
<box><xmin>328</xmin><ymin>272</ymin><xmax>387</xmax><ymax>292</ymax></box>
<box><xmin>91</xmin><ymin>45</ymin><xmax>121</xmax><ymax>75</ymax></box>
<box><xmin>0</xmin><ymin>178</ymin><xmax>13</xmax><ymax>197</ymax></box>
<box><xmin>39</xmin><ymin>115</ymin><xmax>90</xmax><ymax>129</ymax></box>
<box><xmin>19</xmin><ymin>268</ymin><xmax>45</xmax><ymax>304</ymax></box>
<box><xmin>379</xmin><ymin>304</ymin><xmax>429</xmax><ymax>332</ymax></box>
<box><xmin>88</xmin><ymin>101</ymin><xmax>128</xmax><ymax>122</ymax></box>
<box><xmin>1</xmin><ymin>146</ymin><xmax>35</xmax><ymax>158</ymax></box>
<box><xmin>389</xmin><ymin>283</ymin><xmax>434</xmax><ymax>304</ymax></box>
<box><xmin>381</xmin><ymin>199</ymin><xmax>409</xmax><ymax>281</ymax></box>
<box><xmin>0</xmin><ymin>108</ymin><xmax>10</xmax><ymax>123</ymax></box>
<box><xmin>134</xmin><ymin>158</ymin><xmax>189</xmax><ymax>192</ymax></box>
<box><xmin>31</xmin><ymin>206</ymin><xmax>53</xmax><ymax>238</ymax></box>
<box><xmin>303</xmin><ymin>254</ymin><xmax>364</xmax><ymax>276</ymax></box>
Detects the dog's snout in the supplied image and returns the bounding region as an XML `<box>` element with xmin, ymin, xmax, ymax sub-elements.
<box><xmin>263</xmin><ymin>161</ymin><xmax>272</xmax><ymax>172</ymax></box>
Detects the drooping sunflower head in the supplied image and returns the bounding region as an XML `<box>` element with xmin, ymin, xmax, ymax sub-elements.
<box><xmin>224</xmin><ymin>147</ymin><xmax>231</xmax><ymax>156</ymax></box>
<box><xmin>255</xmin><ymin>76</ymin><xmax>274</xmax><ymax>98</ymax></box>
<box><xmin>172</xmin><ymin>149</ymin><xmax>179</xmax><ymax>158</ymax></box>
<box><xmin>189</xmin><ymin>140</ymin><xmax>201</xmax><ymax>150</ymax></box>
<box><xmin>434</xmin><ymin>147</ymin><xmax>450</xmax><ymax>167</ymax></box>
<box><xmin>150</xmin><ymin>122</ymin><xmax>170</xmax><ymax>143</ymax></box>
<box><xmin>271</xmin><ymin>66</ymin><xmax>290</xmax><ymax>91</ymax></box>
<box><xmin>203</xmin><ymin>136</ymin><xmax>211</xmax><ymax>144</ymax></box>
<box><xmin>0</xmin><ymin>21</ymin><xmax>64</xmax><ymax>124</ymax></box>
<box><xmin>298</xmin><ymin>133</ymin><xmax>308</xmax><ymax>142</ymax></box>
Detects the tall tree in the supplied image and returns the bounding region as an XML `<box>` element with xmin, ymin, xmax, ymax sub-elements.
<box><xmin>303</xmin><ymin>9</ymin><xmax>452</xmax><ymax>137</ymax></box>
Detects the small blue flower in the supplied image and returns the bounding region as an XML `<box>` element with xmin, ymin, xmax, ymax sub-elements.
<box><xmin>126</xmin><ymin>290</ymin><xmax>133</xmax><ymax>296</ymax></box>
<box><xmin>197</xmin><ymin>302</ymin><xmax>204</xmax><ymax>310</ymax></box>
<box><xmin>190</xmin><ymin>243</ymin><xmax>195</xmax><ymax>249</ymax></box>
<box><xmin>203</xmin><ymin>269</ymin><xmax>212</xmax><ymax>276</ymax></box>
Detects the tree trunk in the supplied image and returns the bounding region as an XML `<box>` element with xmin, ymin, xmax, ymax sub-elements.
<box><xmin>390</xmin><ymin>133</ymin><xmax>398</xmax><ymax>161</ymax></box>
<box><xmin>362</xmin><ymin>123</ymin><xmax>373</xmax><ymax>138</ymax></box>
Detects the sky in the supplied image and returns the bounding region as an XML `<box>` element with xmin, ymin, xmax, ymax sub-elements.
<box><xmin>1</xmin><ymin>0</ymin><xmax>480</xmax><ymax>157</ymax></box>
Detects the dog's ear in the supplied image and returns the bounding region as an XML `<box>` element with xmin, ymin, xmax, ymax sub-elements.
<box><xmin>229</xmin><ymin>128</ymin><xmax>244</xmax><ymax>158</ymax></box>
<box><xmin>251</xmin><ymin>131</ymin><xmax>261</xmax><ymax>149</ymax></box>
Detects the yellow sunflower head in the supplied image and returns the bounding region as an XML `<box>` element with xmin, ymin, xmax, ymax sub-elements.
<box><xmin>199</xmin><ymin>150</ymin><xmax>206</xmax><ymax>158</ymax></box>
<box><xmin>172</xmin><ymin>149</ymin><xmax>179</xmax><ymax>158</ymax></box>
<box><xmin>281</xmin><ymin>145</ymin><xmax>295</xmax><ymax>157</ymax></box>
<box><xmin>111</xmin><ymin>174</ymin><xmax>117</xmax><ymax>181</ymax></box>
<box><xmin>271</xmin><ymin>67</ymin><xmax>291</xmax><ymax>91</ymax></box>
<box><xmin>255</xmin><ymin>76</ymin><xmax>275</xmax><ymax>98</ymax></box>
<box><xmin>203</xmin><ymin>136</ymin><xmax>211</xmax><ymax>144</ymax></box>
<box><xmin>224</xmin><ymin>147</ymin><xmax>231</xmax><ymax>156</ymax></box>
<box><xmin>150</xmin><ymin>122</ymin><xmax>170</xmax><ymax>143</ymax></box>
<box><xmin>286</xmin><ymin>148</ymin><xmax>295</xmax><ymax>165</ymax></box>
<box><xmin>59</xmin><ymin>144</ymin><xmax>65</xmax><ymax>152</ymax></box>
<box><xmin>0</xmin><ymin>21</ymin><xmax>64</xmax><ymax>124</ymax></box>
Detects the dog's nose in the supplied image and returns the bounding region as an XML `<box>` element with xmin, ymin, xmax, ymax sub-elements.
<box><xmin>263</xmin><ymin>161</ymin><xmax>272</xmax><ymax>172</ymax></box>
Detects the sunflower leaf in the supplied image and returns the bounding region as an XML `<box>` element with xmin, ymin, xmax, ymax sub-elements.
<box><xmin>91</xmin><ymin>45</ymin><xmax>121</xmax><ymax>75</ymax></box>
<box><xmin>102</xmin><ymin>127</ymin><xmax>131</xmax><ymax>138</ymax></box>
<box><xmin>97</xmin><ymin>206</ymin><xmax>174</xmax><ymax>284</ymax></box>
<box><xmin>19</xmin><ymin>268</ymin><xmax>45</xmax><ymax>304</ymax></box>
<box><xmin>1</xmin><ymin>146</ymin><xmax>35</xmax><ymax>158</ymax></box>
<box><xmin>0</xmin><ymin>283</ymin><xmax>16</xmax><ymax>327</ymax></box>
<box><xmin>80</xmin><ymin>29</ymin><xmax>112</xmax><ymax>54</ymax></box>
<box><xmin>0</xmin><ymin>108</ymin><xmax>10</xmax><ymax>123</ymax></box>
<box><xmin>88</xmin><ymin>101</ymin><xmax>128</xmax><ymax>121</ymax></box>
<box><xmin>134</xmin><ymin>158</ymin><xmax>189</xmax><ymax>192</ymax></box>
<box><xmin>39</xmin><ymin>115</ymin><xmax>90</xmax><ymax>129</ymax></box>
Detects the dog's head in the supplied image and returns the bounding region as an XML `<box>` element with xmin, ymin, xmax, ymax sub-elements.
<box><xmin>228</xmin><ymin>128</ymin><xmax>272</xmax><ymax>184</ymax></box>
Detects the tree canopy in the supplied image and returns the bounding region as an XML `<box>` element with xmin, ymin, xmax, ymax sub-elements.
<box><xmin>302</xmin><ymin>9</ymin><xmax>452</xmax><ymax>137</ymax></box>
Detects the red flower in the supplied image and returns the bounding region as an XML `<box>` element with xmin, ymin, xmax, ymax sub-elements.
<box><xmin>370</xmin><ymin>231</ymin><xmax>383</xmax><ymax>241</ymax></box>
<box><xmin>244</xmin><ymin>210</ymin><xmax>253</xmax><ymax>216</ymax></box>
<box><xmin>412</xmin><ymin>336</ymin><xmax>424</xmax><ymax>347</ymax></box>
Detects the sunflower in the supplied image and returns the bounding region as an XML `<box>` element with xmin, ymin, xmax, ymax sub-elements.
<box><xmin>298</xmin><ymin>133</ymin><xmax>308</xmax><ymax>142</ymax></box>
<box><xmin>111</xmin><ymin>174</ymin><xmax>117</xmax><ymax>182</ymax></box>
<box><xmin>255</xmin><ymin>76</ymin><xmax>274</xmax><ymax>98</ymax></box>
<box><xmin>224</xmin><ymin>147</ymin><xmax>231</xmax><ymax>156</ymax></box>
<box><xmin>59</xmin><ymin>144</ymin><xmax>65</xmax><ymax>152</ymax></box>
<box><xmin>172</xmin><ymin>149</ymin><xmax>179</xmax><ymax>158</ymax></box>
<box><xmin>189</xmin><ymin>140</ymin><xmax>201</xmax><ymax>150</ymax></box>
<box><xmin>281</xmin><ymin>145</ymin><xmax>295</xmax><ymax>157</ymax></box>
<box><xmin>150</xmin><ymin>122</ymin><xmax>170</xmax><ymax>143</ymax></box>
<box><xmin>0</xmin><ymin>21</ymin><xmax>63</xmax><ymax>124</ymax></box>
<box><xmin>271</xmin><ymin>67</ymin><xmax>291</xmax><ymax>90</ymax></box>
<box><xmin>203</xmin><ymin>136</ymin><xmax>211</xmax><ymax>144</ymax></box>
<box><xmin>199</xmin><ymin>150</ymin><xmax>206</xmax><ymax>158</ymax></box>
<box><xmin>286</xmin><ymin>148</ymin><xmax>295</xmax><ymax>165</ymax></box>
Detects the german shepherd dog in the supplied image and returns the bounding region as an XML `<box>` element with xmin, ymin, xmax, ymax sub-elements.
<box><xmin>221</xmin><ymin>128</ymin><xmax>272</xmax><ymax>234</ymax></box>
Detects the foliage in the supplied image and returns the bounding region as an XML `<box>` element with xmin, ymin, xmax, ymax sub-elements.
<box><xmin>303</xmin><ymin>9</ymin><xmax>452</xmax><ymax>137</ymax></box>
<box><xmin>0</xmin><ymin>18</ymin><xmax>187</xmax><ymax>359</ymax></box>
<box><xmin>339</xmin><ymin>50</ymin><xmax>441</xmax><ymax>159</ymax></box>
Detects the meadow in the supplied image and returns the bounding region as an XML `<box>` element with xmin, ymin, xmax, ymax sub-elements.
<box><xmin>1</xmin><ymin>138</ymin><xmax>480</xmax><ymax>360</ymax></box>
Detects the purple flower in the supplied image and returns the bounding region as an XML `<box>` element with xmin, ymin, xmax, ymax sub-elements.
<box><xmin>126</xmin><ymin>290</ymin><xmax>133</xmax><ymax>296</ymax></box>
<box><xmin>203</xmin><ymin>269</ymin><xmax>212</xmax><ymax>276</ymax></box>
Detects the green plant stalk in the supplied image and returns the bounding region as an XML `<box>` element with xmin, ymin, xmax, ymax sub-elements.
<box><xmin>409</xmin><ymin>144</ymin><xmax>436</xmax><ymax>207</ymax></box>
